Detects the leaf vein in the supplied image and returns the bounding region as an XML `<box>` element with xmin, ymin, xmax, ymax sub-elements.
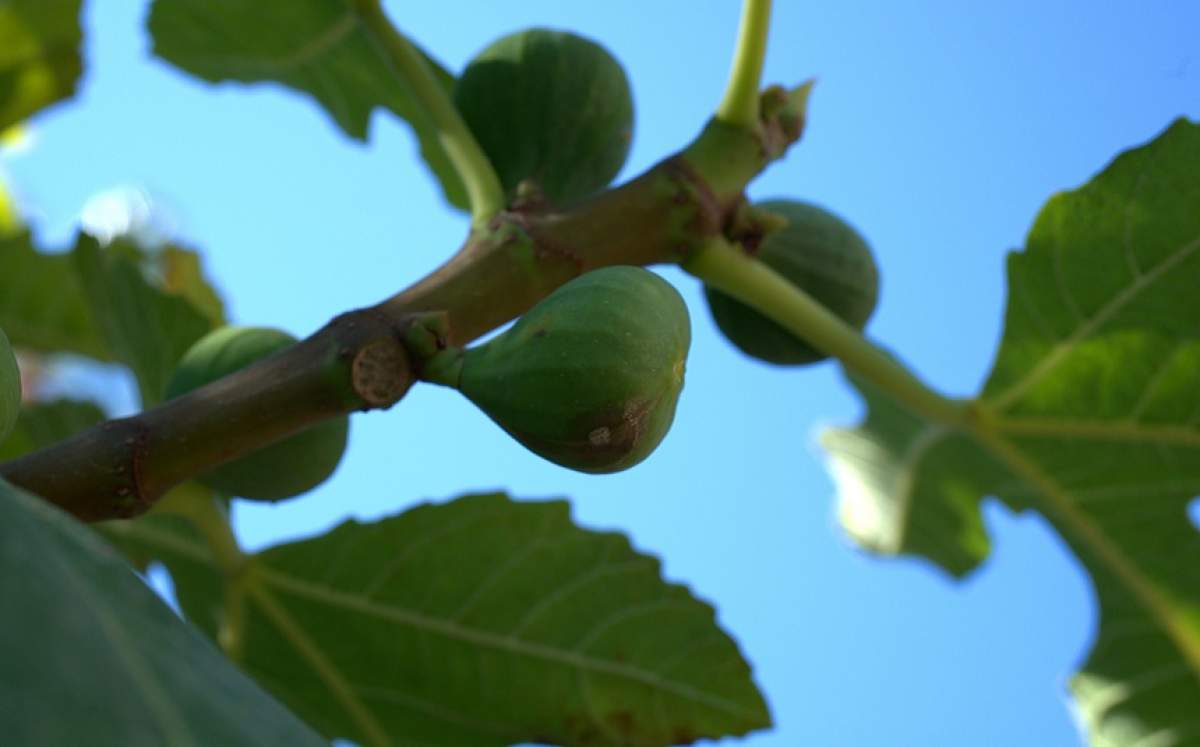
<box><xmin>258</xmin><ymin>568</ymin><xmax>760</xmax><ymax>720</ymax></box>
<box><xmin>992</xmin><ymin>231</ymin><xmax>1200</xmax><ymax>411</ymax></box>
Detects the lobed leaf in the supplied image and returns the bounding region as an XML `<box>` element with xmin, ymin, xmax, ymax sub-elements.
<box><xmin>105</xmin><ymin>492</ymin><xmax>771</xmax><ymax>746</ymax></box>
<box><xmin>0</xmin><ymin>231</ymin><xmax>224</xmax><ymax>406</ymax></box>
<box><xmin>0</xmin><ymin>478</ymin><xmax>326</xmax><ymax>745</ymax></box>
<box><xmin>148</xmin><ymin>0</ymin><xmax>469</xmax><ymax>209</ymax></box>
<box><xmin>821</xmin><ymin>372</ymin><xmax>1012</xmax><ymax>577</ymax></box>
<box><xmin>823</xmin><ymin>119</ymin><xmax>1200</xmax><ymax>745</ymax></box>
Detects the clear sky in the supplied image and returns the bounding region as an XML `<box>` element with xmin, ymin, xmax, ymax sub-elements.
<box><xmin>5</xmin><ymin>2</ymin><xmax>1199</xmax><ymax>745</ymax></box>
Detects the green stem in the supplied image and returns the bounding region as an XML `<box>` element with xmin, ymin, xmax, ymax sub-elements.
<box><xmin>683</xmin><ymin>239</ymin><xmax>967</xmax><ymax>427</ymax></box>
<box><xmin>351</xmin><ymin>0</ymin><xmax>505</xmax><ymax>224</ymax></box>
<box><xmin>152</xmin><ymin>486</ymin><xmax>249</xmax><ymax>658</ymax></box>
<box><xmin>715</xmin><ymin>0</ymin><xmax>773</xmax><ymax>128</ymax></box>
<box><xmin>153</xmin><ymin>486</ymin><xmax>245</xmax><ymax>572</ymax></box>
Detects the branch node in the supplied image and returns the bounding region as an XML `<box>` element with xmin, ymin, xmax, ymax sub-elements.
<box><xmin>661</xmin><ymin>157</ymin><xmax>724</xmax><ymax>259</ymax></box>
<box><xmin>96</xmin><ymin>418</ymin><xmax>155</xmax><ymax>518</ymax></box>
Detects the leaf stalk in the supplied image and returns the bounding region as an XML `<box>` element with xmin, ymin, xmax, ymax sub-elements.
<box><xmin>715</xmin><ymin>0</ymin><xmax>773</xmax><ymax>129</ymax></box>
<box><xmin>682</xmin><ymin>238</ymin><xmax>968</xmax><ymax>427</ymax></box>
<box><xmin>350</xmin><ymin>0</ymin><xmax>506</xmax><ymax>224</ymax></box>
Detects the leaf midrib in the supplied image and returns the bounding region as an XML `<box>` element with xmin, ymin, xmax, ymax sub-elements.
<box><xmin>259</xmin><ymin>567</ymin><xmax>761</xmax><ymax>721</ymax></box>
<box><xmin>993</xmin><ymin>416</ymin><xmax>1200</xmax><ymax>446</ymax></box>
<box><xmin>975</xmin><ymin>427</ymin><xmax>1200</xmax><ymax>679</ymax></box>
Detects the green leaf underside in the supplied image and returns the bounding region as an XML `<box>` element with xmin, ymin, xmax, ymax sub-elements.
<box><xmin>0</xmin><ymin>479</ymin><xmax>325</xmax><ymax>745</ymax></box>
<box><xmin>72</xmin><ymin>234</ymin><xmax>213</xmax><ymax>406</ymax></box>
<box><xmin>157</xmin><ymin>244</ymin><xmax>228</xmax><ymax>328</ymax></box>
<box><xmin>821</xmin><ymin>374</ymin><xmax>1013</xmax><ymax>577</ymax></box>
<box><xmin>0</xmin><ymin>231</ymin><xmax>110</xmax><ymax>360</ymax></box>
<box><xmin>104</xmin><ymin>492</ymin><xmax>770</xmax><ymax>746</ymax></box>
<box><xmin>0</xmin><ymin>232</ymin><xmax>220</xmax><ymax>409</ymax></box>
<box><xmin>0</xmin><ymin>0</ymin><xmax>84</xmax><ymax>131</ymax></box>
<box><xmin>147</xmin><ymin>0</ymin><xmax>469</xmax><ymax>209</ymax></box>
<box><xmin>823</xmin><ymin>118</ymin><xmax>1200</xmax><ymax>746</ymax></box>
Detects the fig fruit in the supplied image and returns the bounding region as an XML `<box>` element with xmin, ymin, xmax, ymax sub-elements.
<box><xmin>705</xmin><ymin>200</ymin><xmax>879</xmax><ymax>365</ymax></box>
<box><xmin>426</xmin><ymin>266</ymin><xmax>689</xmax><ymax>473</ymax></box>
<box><xmin>165</xmin><ymin>326</ymin><xmax>349</xmax><ymax>501</ymax></box>
<box><xmin>454</xmin><ymin>28</ymin><xmax>634</xmax><ymax>206</ymax></box>
<box><xmin>1</xmin><ymin>328</ymin><xmax>19</xmax><ymax>444</ymax></box>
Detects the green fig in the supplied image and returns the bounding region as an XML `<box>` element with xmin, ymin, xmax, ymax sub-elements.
<box><xmin>1</xmin><ymin>328</ymin><xmax>20</xmax><ymax>444</ymax></box>
<box><xmin>705</xmin><ymin>200</ymin><xmax>879</xmax><ymax>365</ymax></box>
<box><xmin>454</xmin><ymin>28</ymin><xmax>634</xmax><ymax>206</ymax></box>
<box><xmin>165</xmin><ymin>326</ymin><xmax>349</xmax><ymax>501</ymax></box>
<box><xmin>426</xmin><ymin>266</ymin><xmax>689</xmax><ymax>473</ymax></box>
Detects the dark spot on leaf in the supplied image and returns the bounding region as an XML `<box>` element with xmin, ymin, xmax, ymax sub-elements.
<box><xmin>606</xmin><ymin>709</ymin><xmax>635</xmax><ymax>736</ymax></box>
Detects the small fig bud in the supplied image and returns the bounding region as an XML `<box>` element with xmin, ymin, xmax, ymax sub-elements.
<box><xmin>165</xmin><ymin>326</ymin><xmax>349</xmax><ymax>501</ymax></box>
<box><xmin>431</xmin><ymin>266</ymin><xmax>690</xmax><ymax>474</ymax></box>
<box><xmin>454</xmin><ymin>28</ymin><xmax>634</xmax><ymax>207</ymax></box>
<box><xmin>0</xmin><ymin>328</ymin><xmax>20</xmax><ymax>444</ymax></box>
<box><xmin>705</xmin><ymin>200</ymin><xmax>879</xmax><ymax>365</ymax></box>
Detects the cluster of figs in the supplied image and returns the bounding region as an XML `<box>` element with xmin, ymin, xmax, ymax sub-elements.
<box><xmin>0</xmin><ymin>29</ymin><xmax>879</xmax><ymax>503</ymax></box>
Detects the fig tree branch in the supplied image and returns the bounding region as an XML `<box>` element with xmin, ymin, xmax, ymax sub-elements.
<box><xmin>0</xmin><ymin>99</ymin><xmax>804</xmax><ymax>522</ymax></box>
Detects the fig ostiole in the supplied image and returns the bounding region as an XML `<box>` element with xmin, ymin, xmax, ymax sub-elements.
<box><xmin>419</xmin><ymin>266</ymin><xmax>690</xmax><ymax>474</ymax></box>
<box><xmin>705</xmin><ymin>199</ymin><xmax>879</xmax><ymax>365</ymax></box>
<box><xmin>164</xmin><ymin>326</ymin><xmax>350</xmax><ymax>501</ymax></box>
<box><xmin>1</xmin><ymin>328</ymin><xmax>20</xmax><ymax>445</ymax></box>
<box><xmin>454</xmin><ymin>28</ymin><xmax>634</xmax><ymax>207</ymax></box>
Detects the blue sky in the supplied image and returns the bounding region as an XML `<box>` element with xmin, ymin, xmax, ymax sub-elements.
<box><xmin>5</xmin><ymin>2</ymin><xmax>1199</xmax><ymax>745</ymax></box>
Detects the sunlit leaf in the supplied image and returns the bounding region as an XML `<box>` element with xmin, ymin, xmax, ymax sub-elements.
<box><xmin>0</xmin><ymin>0</ymin><xmax>83</xmax><ymax>130</ymax></box>
<box><xmin>0</xmin><ymin>174</ymin><xmax>19</xmax><ymax>236</ymax></box>
<box><xmin>157</xmin><ymin>243</ymin><xmax>227</xmax><ymax>327</ymax></box>
<box><xmin>823</xmin><ymin>119</ymin><xmax>1200</xmax><ymax>745</ymax></box>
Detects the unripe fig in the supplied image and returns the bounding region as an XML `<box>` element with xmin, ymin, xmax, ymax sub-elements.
<box><xmin>426</xmin><ymin>267</ymin><xmax>689</xmax><ymax>474</ymax></box>
<box><xmin>1</xmin><ymin>328</ymin><xmax>19</xmax><ymax>444</ymax></box>
<box><xmin>454</xmin><ymin>28</ymin><xmax>634</xmax><ymax>206</ymax></box>
<box><xmin>705</xmin><ymin>200</ymin><xmax>879</xmax><ymax>365</ymax></box>
<box><xmin>165</xmin><ymin>326</ymin><xmax>349</xmax><ymax>501</ymax></box>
